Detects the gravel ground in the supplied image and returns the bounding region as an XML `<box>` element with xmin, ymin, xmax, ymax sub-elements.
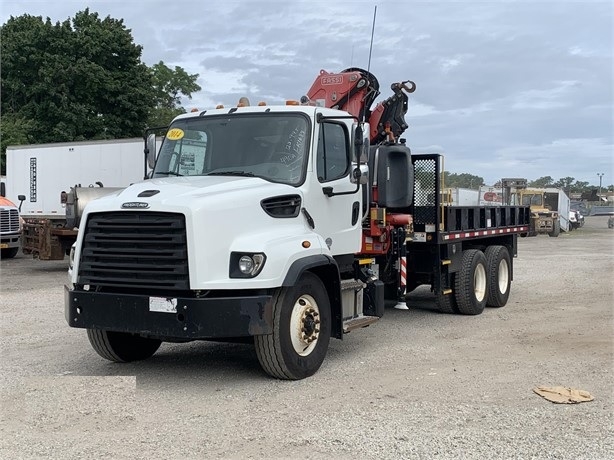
<box><xmin>1</xmin><ymin>216</ymin><xmax>612</xmax><ymax>459</ymax></box>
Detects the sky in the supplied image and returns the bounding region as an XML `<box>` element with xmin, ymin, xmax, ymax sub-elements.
<box><xmin>2</xmin><ymin>0</ymin><xmax>613</xmax><ymax>187</ymax></box>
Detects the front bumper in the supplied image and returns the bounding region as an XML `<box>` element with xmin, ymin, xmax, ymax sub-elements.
<box><xmin>1</xmin><ymin>233</ymin><xmax>20</xmax><ymax>249</ymax></box>
<box><xmin>65</xmin><ymin>286</ymin><xmax>273</xmax><ymax>339</ymax></box>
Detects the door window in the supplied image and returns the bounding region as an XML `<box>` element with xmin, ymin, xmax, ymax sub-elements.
<box><xmin>316</xmin><ymin>123</ymin><xmax>350</xmax><ymax>182</ymax></box>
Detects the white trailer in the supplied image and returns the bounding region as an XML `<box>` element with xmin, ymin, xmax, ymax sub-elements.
<box><xmin>445</xmin><ymin>187</ymin><xmax>503</xmax><ymax>207</ymax></box>
<box><xmin>5</xmin><ymin>138</ymin><xmax>148</xmax><ymax>259</ymax></box>
<box><xmin>478</xmin><ymin>186</ymin><xmax>504</xmax><ymax>206</ymax></box>
<box><xmin>544</xmin><ymin>188</ymin><xmax>571</xmax><ymax>232</ymax></box>
<box><xmin>5</xmin><ymin>138</ymin><xmax>147</xmax><ymax>219</ymax></box>
<box><xmin>446</xmin><ymin>188</ymin><xmax>480</xmax><ymax>206</ymax></box>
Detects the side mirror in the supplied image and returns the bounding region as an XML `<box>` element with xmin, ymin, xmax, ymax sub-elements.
<box><xmin>146</xmin><ymin>134</ymin><xmax>157</xmax><ymax>170</ymax></box>
<box><xmin>17</xmin><ymin>194</ymin><xmax>26</xmax><ymax>212</ymax></box>
<box><xmin>352</xmin><ymin>122</ymin><xmax>369</xmax><ymax>164</ymax></box>
<box><xmin>352</xmin><ymin>123</ymin><xmax>363</xmax><ymax>163</ymax></box>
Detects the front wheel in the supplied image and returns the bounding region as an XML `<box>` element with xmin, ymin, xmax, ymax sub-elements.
<box><xmin>454</xmin><ymin>249</ymin><xmax>488</xmax><ymax>315</ymax></box>
<box><xmin>0</xmin><ymin>247</ymin><xmax>19</xmax><ymax>259</ymax></box>
<box><xmin>87</xmin><ymin>329</ymin><xmax>162</xmax><ymax>362</ymax></box>
<box><xmin>549</xmin><ymin>220</ymin><xmax>560</xmax><ymax>237</ymax></box>
<box><xmin>255</xmin><ymin>272</ymin><xmax>331</xmax><ymax>380</ymax></box>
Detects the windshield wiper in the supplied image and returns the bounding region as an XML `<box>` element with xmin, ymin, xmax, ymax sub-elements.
<box><xmin>207</xmin><ymin>171</ymin><xmax>256</xmax><ymax>177</ymax></box>
<box><xmin>155</xmin><ymin>171</ymin><xmax>184</xmax><ymax>176</ymax></box>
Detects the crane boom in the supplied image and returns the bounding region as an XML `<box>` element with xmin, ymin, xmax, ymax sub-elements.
<box><xmin>304</xmin><ymin>67</ymin><xmax>415</xmax><ymax>144</ymax></box>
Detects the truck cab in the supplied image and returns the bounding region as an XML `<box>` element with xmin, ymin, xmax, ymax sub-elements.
<box><xmin>66</xmin><ymin>105</ymin><xmax>388</xmax><ymax>379</ymax></box>
<box><xmin>0</xmin><ymin>182</ymin><xmax>21</xmax><ymax>259</ymax></box>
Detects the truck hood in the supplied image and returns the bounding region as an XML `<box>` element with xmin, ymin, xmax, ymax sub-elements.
<box><xmin>73</xmin><ymin>174</ymin><xmax>321</xmax><ymax>291</ymax></box>
<box><xmin>85</xmin><ymin>175</ymin><xmax>300</xmax><ymax>212</ymax></box>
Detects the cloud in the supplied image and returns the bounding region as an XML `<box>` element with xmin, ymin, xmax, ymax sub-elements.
<box><xmin>1</xmin><ymin>0</ymin><xmax>612</xmax><ymax>186</ymax></box>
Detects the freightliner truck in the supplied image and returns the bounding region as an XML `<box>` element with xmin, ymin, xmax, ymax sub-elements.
<box><xmin>66</xmin><ymin>69</ymin><xmax>530</xmax><ymax>379</ymax></box>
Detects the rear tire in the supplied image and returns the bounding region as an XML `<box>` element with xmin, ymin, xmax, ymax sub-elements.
<box><xmin>255</xmin><ymin>272</ymin><xmax>331</xmax><ymax>380</ymax></box>
<box><xmin>454</xmin><ymin>249</ymin><xmax>488</xmax><ymax>315</ymax></box>
<box><xmin>484</xmin><ymin>246</ymin><xmax>511</xmax><ymax>307</ymax></box>
<box><xmin>87</xmin><ymin>329</ymin><xmax>161</xmax><ymax>362</ymax></box>
<box><xmin>436</xmin><ymin>274</ymin><xmax>459</xmax><ymax>314</ymax></box>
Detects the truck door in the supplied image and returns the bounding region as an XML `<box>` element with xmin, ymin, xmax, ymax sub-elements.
<box><xmin>303</xmin><ymin>121</ymin><xmax>362</xmax><ymax>255</ymax></box>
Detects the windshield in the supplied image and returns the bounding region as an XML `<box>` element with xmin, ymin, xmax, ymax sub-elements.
<box><xmin>153</xmin><ymin>113</ymin><xmax>310</xmax><ymax>186</ymax></box>
<box><xmin>521</xmin><ymin>194</ymin><xmax>543</xmax><ymax>206</ymax></box>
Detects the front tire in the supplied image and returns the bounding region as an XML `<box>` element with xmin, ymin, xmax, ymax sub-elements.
<box><xmin>0</xmin><ymin>247</ymin><xmax>19</xmax><ymax>259</ymax></box>
<box><xmin>549</xmin><ymin>220</ymin><xmax>560</xmax><ymax>237</ymax></box>
<box><xmin>87</xmin><ymin>329</ymin><xmax>161</xmax><ymax>362</ymax></box>
<box><xmin>485</xmin><ymin>246</ymin><xmax>511</xmax><ymax>307</ymax></box>
<box><xmin>255</xmin><ymin>272</ymin><xmax>331</xmax><ymax>380</ymax></box>
<box><xmin>455</xmin><ymin>249</ymin><xmax>488</xmax><ymax>315</ymax></box>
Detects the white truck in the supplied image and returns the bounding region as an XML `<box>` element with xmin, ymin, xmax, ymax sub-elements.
<box><xmin>5</xmin><ymin>138</ymin><xmax>147</xmax><ymax>259</ymax></box>
<box><xmin>65</xmin><ymin>68</ymin><xmax>531</xmax><ymax>379</ymax></box>
<box><xmin>0</xmin><ymin>179</ymin><xmax>21</xmax><ymax>259</ymax></box>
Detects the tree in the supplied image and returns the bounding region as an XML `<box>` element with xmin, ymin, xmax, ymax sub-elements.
<box><xmin>443</xmin><ymin>172</ymin><xmax>484</xmax><ymax>189</ymax></box>
<box><xmin>528</xmin><ymin>176</ymin><xmax>554</xmax><ymax>188</ymax></box>
<box><xmin>1</xmin><ymin>9</ymin><xmax>154</xmax><ymax>172</ymax></box>
<box><xmin>553</xmin><ymin>176</ymin><xmax>575</xmax><ymax>191</ymax></box>
<box><xmin>0</xmin><ymin>114</ymin><xmax>34</xmax><ymax>173</ymax></box>
<box><xmin>147</xmin><ymin>61</ymin><xmax>201</xmax><ymax>127</ymax></box>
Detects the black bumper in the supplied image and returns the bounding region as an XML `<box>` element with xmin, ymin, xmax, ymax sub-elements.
<box><xmin>65</xmin><ymin>286</ymin><xmax>273</xmax><ymax>339</ymax></box>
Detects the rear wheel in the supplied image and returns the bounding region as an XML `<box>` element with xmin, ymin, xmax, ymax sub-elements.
<box><xmin>485</xmin><ymin>246</ymin><xmax>511</xmax><ymax>307</ymax></box>
<box><xmin>454</xmin><ymin>249</ymin><xmax>488</xmax><ymax>315</ymax></box>
<box><xmin>436</xmin><ymin>274</ymin><xmax>459</xmax><ymax>314</ymax></box>
<box><xmin>87</xmin><ymin>329</ymin><xmax>161</xmax><ymax>362</ymax></box>
<box><xmin>255</xmin><ymin>272</ymin><xmax>331</xmax><ymax>380</ymax></box>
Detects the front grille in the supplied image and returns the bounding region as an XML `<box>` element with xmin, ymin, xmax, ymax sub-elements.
<box><xmin>78</xmin><ymin>212</ymin><xmax>189</xmax><ymax>290</ymax></box>
<box><xmin>0</xmin><ymin>209</ymin><xmax>19</xmax><ymax>233</ymax></box>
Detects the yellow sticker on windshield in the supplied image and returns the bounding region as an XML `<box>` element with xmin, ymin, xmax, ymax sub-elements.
<box><xmin>167</xmin><ymin>128</ymin><xmax>185</xmax><ymax>140</ymax></box>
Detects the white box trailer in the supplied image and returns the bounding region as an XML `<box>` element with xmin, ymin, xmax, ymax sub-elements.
<box><xmin>445</xmin><ymin>186</ymin><xmax>504</xmax><ymax>206</ymax></box>
<box><xmin>5</xmin><ymin>138</ymin><xmax>148</xmax><ymax>259</ymax></box>
<box><xmin>5</xmin><ymin>138</ymin><xmax>147</xmax><ymax>219</ymax></box>
<box><xmin>478</xmin><ymin>186</ymin><xmax>504</xmax><ymax>206</ymax></box>
<box><xmin>544</xmin><ymin>188</ymin><xmax>571</xmax><ymax>232</ymax></box>
<box><xmin>446</xmin><ymin>188</ymin><xmax>480</xmax><ymax>206</ymax></box>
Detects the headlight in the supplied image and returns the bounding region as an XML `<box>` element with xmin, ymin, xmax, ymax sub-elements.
<box><xmin>230</xmin><ymin>252</ymin><xmax>266</xmax><ymax>278</ymax></box>
<box><xmin>68</xmin><ymin>243</ymin><xmax>76</xmax><ymax>285</ymax></box>
<box><xmin>68</xmin><ymin>244</ymin><xmax>76</xmax><ymax>270</ymax></box>
<box><xmin>239</xmin><ymin>255</ymin><xmax>255</xmax><ymax>273</ymax></box>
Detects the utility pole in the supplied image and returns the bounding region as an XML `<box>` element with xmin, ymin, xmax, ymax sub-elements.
<box><xmin>597</xmin><ymin>173</ymin><xmax>604</xmax><ymax>200</ymax></box>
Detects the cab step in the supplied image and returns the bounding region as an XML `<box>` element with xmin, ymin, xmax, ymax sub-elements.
<box><xmin>343</xmin><ymin>315</ymin><xmax>379</xmax><ymax>333</ymax></box>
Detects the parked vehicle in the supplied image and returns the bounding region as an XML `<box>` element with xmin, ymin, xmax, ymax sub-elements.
<box><xmin>0</xmin><ymin>188</ymin><xmax>21</xmax><ymax>259</ymax></box>
<box><xmin>505</xmin><ymin>182</ymin><xmax>570</xmax><ymax>237</ymax></box>
<box><xmin>5</xmin><ymin>139</ymin><xmax>148</xmax><ymax>260</ymax></box>
<box><xmin>66</xmin><ymin>68</ymin><xmax>531</xmax><ymax>379</ymax></box>
<box><xmin>568</xmin><ymin>210</ymin><xmax>585</xmax><ymax>230</ymax></box>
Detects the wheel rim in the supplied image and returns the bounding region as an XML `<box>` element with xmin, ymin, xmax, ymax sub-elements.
<box><xmin>497</xmin><ymin>259</ymin><xmax>510</xmax><ymax>294</ymax></box>
<box><xmin>289</xmin><ymin>294</ymin><xmax>320</xmax><ymax>356</ymax></box>
<box><xmin>474</xmin><ymin>263</ymin><xmax>487</xmax><ymax>302</ymax></box>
